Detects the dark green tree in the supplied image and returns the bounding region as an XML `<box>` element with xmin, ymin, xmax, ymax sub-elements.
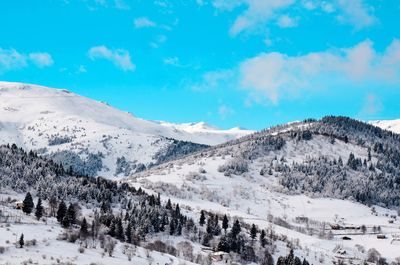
<box><xmin>57</xmin><ymin>201</ymin><xmax>67</xmax><ymax>223</ymax></box>
<box><xmin>166</xmin><ymin>199</ymin><xmax>172</xmax><ymax>210</ymax></box>
<box><xmin>115</xmin><ymin>218</ymin><xmax>124</xmax><ymax>241</ymax></box>
<box><xmin>260</xmin><ymin>229</ymin><xmax>267</xmax><ymax>247</ymax></box>
<box><xmin>231</xmin><ymin>219</ymin><xmax>241</xmax><ymax>238</ymax></box>
<box><xmin>35</xmin><ymin>197</ymin><xmax>43</xmax><ymax>220</ymax></box>
<box><xmin>62</xmin><ymin>215</ymin><xmax>70</xmax><ymax>228</ymax></box>
<box><xmin>125</xmin><ymin>222</ymin><xmax>132</xmax><ymax>243</ymax></box>
<box><xmin>222</xmin><ymin>214</ymin><xmax>229</xmax><ymax>234</ymax></box>
<box><xmin>199</xmin><ymin>210</ymin><xmax>206</xmax><ymax>226</ymax></box>
<box><xmin>80</xmin><ymin>217</ymin><xmax>89</xmax><ymax>239</ymax></box>
<box><xmin>66</xmin><ymin>203</ymin><xmax>76</xmax><ymax>225</ymax></box>
<box><xmin>169</xmin><ymin>219</ymin><xmax>175</xmax><ymax>235</ymax></box>
<box><xmin>217</xmin><ymin>235</ymin><xmax>230</xmax><ymax>252</ymax></box>
<box><xmin>19</xmin><ymin>234</ymin><xmax>24</xmax><ymax>248</ymax></box>
<box><xmin>22</xmin><ymin>192</ymin><xmax>34</xmax><ymax>215</ymax></box>
<box><xmin>250</xmin><ymin>224</ymin><xmax>257</xmax><ymax>241</ymax></box>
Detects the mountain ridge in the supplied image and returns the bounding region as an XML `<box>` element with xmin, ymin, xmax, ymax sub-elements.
<box><xmin>0</xmin><ymin>81</ymin><xmax>251</xmax><ymax>178</ymax></box>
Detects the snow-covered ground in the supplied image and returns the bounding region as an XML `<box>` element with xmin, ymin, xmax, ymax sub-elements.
<box><xmin>370</xmin><ymin>119</ymin><xmax>400</xmax><ymax>134</ymax></box>
<box><xmin>0</xmin><ymin>81</ymin><xmax>252</xmax><ymax>178</ymax></box>
<box><xmin>126</xmin><ymin>135</ymin><xmax>400</xmax><ymax>264</ymax></box>
<box><xmin>0</xmin><ymin>193</ymin><xmax>202</xmax><ymax>265</ymax></box>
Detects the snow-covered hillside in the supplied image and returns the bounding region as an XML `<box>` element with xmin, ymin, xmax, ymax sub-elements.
<box><xmin>0</xmin><ymin>81</ymin><xmax>252</xmax><ymax>178</ymax></box>
<box><xmin>370</xmin><ymin>119</ymin><xmax>400</xmax><ymax>134</ymax></box>
<box><xmin>126</xmin><ymin>117</ymin><xmax>400</xmax><ymax>264</ymax></box>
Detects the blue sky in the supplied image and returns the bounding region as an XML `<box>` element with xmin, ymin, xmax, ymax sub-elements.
<box><xmin>0</xmin><ymin>0</ymin><xmax>399</xmax><ymax>130</ymax></box>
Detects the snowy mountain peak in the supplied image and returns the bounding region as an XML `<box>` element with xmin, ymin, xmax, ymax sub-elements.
<box><xmin>369</xmin><ymin>119</ymin><xmax>400</xmax><ymax>134</ymax></box>
<box><xmin>0</xmin><ymin>81</ymin><xmax>252</xmax><ymax>178</ymax></box>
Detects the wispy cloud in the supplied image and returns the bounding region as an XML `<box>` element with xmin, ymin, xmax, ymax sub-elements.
<box><xmin>134</xmin><ymin>17</ymin><xmax>156</xmax><ymax>28</ymax></box>
<box><xmin>163</xmin><ymin>57</ymin><xmax>180</xmax><ymax>66</ymax></box>
<box><xmin>336</xmin><ymin>0</ymin><xmax>376</xmax><ymax>29</ymax></box>
<box><xmin>191</xmin><ymin>69</ymin><xmax>235</xmax><ymax>92</ymax></box>
<box><xmin>212</xmin><ymin>0</ymin><xmax>376</xmax><ymax>36</ymax></box>
<box><xmin>277</xmin><ymin>15</ymin><xmax>298</xmax><ymax>28</ymax></box>
<box><xmin>88</xmin><ymin>45</ymin><xmax>135</xmax><ymax>71</ymax></box>
<box><xmin>80</xmin><ymin>0</ymin><xmax>130</xmax><ymax>10</ymax></box>
<box><xmin>0</xmin><ymin>48</ymin><xmax>53</xmax><ymax>73</ymax></box>
<box><xmin>29</xmin><ymin>52</ymin><xmax>54</xmax><ymax>68</ymax></box>
<box><xmin>239</xmin><ymin>39</ymin><xmax>400</xmax><ymax>104</ymax></box>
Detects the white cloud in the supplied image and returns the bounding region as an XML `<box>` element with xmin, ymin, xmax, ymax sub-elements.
<box><xmin>80</xmin><ymin>0</ymin><xmax>130</xmax><ymax>10</ymax></box>
<box><xmin>239</xmin><ymin>40</ymin><xmax>400</xmax><ymax>104</ymax></box>
<box><xmin>0</xmin><ymin>48</ymin><xmax>27</xmax><ymax>72</ymax></box>
<box><xmin>191</xmin><ymin>69</ymin><xmax>235</xmax><ymax>91</ymax></box>
<box><xmin>29</xmin><ymin>52</ymin><xmax>54</xmax><ymax>68</ymax></box>
<box><xmin>114</xmin><ymin>0</ymin><xmax>130</xmax><ymax>10</ymax></box>
<box><xmin>163</xmin><ymin>57</ymin><xmax>182</xmax><ymax>67</ymax></box>
<box><xmin>303</xmin><ymin>1</ymin><xmax>316</xmax><ymax>10</ymax></box>
<box><xmin>0</xmin><ymin>48</ymin><xmax>53</xmax><ymax>73</ymax></box>
<box><xmin>336</xmin><ymin>0</ymin><xmax>375</xmax><ymax>29</ymax></box>
<box><xmin>277</xmin><ymin>15</ymin><xmax>298</xmax><ymax>28</ymax></box>
<box><xmin>228</xmin><ymin>0</ymin><xmax>295</xmax><ymax>36</ymax></box>
<box><xmin>88</xmin><ymin>45</ymin><xmax>135</xmax><ymax>71</ymax></box>
<box><xmin>134</xmin><ymin>17</ymin><xmax>156</xmax><ymax>28</ymax></box>
<box><xmin>213</xmin><ymin>0</ymin><xmax>375</xmax><ymax>36</ymax></box>
<box><xmin>321</xmin><ymin>2</ymin><xmax>335</xmax><ymax>13</ymax></box>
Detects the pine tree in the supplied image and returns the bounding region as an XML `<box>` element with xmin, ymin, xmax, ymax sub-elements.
<box><xmin>62</xmin><ymin>215</ymin><xmax>70</xmax><ymax>228</ymax></box>
<box><xmin>19</xmin><ymin>234</ymin><xmax>24</xmax><ymax>248</ymax></box>
<box><xmin>166</xmin><ymin>199</ymin><xmax>172</xmax><ymax>210</ymax></box>
<box><xmin>156</xmin><ymin>193</ymin><xmax>161</xmax><ymax>206</ymax></box>
<box><xmin>57</xmin><ymin>201</ymin><xmax>67</xmax><ymax>223</ymax></box>
<box><xmin>175</xmin><ymin>204</ymin><xmax>180</xmax><ymax>217</ymax></box>
<box><xmin>66</xmin><ymin>203</ymin><xmax>76</xmax><ymax>225</ymax></box>
<box><xmin>115</xmin><ymin>218</ymin><xmax>124</xmax><ymax>241</ymax></box>
<box><xmin>217</xmin><ymin>235</ymin><xmax>230</xmax><ymax>252</ymax></box>
<box><xmin>199</xmin><ymin>210</ymin><xmax>206</xmax><ymax>226</ymax></box>
<box><xmin>260</xmin><ymin>229</ymin><xmax>267</xmax><ymax>247</ymax></box>
<box><xmin>231</xmin><ymin>219</ymin><xmax>241</xmax><ymax>238</ymax></box>
<box><xmin>80</xmin><ymin>217</ymin><xmax>89</xmax><ymax>239</ymax></box>
<box><xmin>91</xmin><ymin>220</ymin><xmax>96</xmax><ymax>239</ymax></box>
<box><xmin>222</xmin><ymin>214</ymin><xmax>229</xmax><ymax>234</ymax></box>
<box><xmin>250</xmin><ymin>224</ymin><xmax>257</xmax><ymax>241</ymax></box>
<box><xmin>169</xmin><ymin>219</ymin><xmax>175</xmax><ymax>235</ymax></box>
<box><xmin>125</xmin><ymin>222</ymin><xmax>132</xmax><ymax>243</ymax></box>
<box><xmin>35</xmin><ymin>197</ymin><xmax>43</xmax><ymax>220</ymax></box>
<box><xmin>22</xmin><ymin>192</ymin><xmax>34</xmax><ymax>215</ymax></box>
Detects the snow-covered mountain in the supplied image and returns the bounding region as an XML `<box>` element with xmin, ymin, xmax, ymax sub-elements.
<box><xmin>0</xmin><ymin>81</ymin><xmax>252</xmax><ymax>178</ymax></box>
<box><xmin>369</xmin><ymin>119</ymin><xmax>400</xmax><ymax>134</ymax></box>
<box><xmin>126</xmin><ymin>117</ymin><xmax>400</xmax><ymax>262</ymax></box>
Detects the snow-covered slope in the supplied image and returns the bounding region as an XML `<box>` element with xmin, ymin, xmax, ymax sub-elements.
<box><xmin>126</xmin><ymin>117</ymin><xmax>400</xmax><ymax>263</ymax></box>
<box><xmin>370</xmin><ymin>119</ymin><xmax>400</xmax><ymax>134</ymax></box>
<box><xmin>156</xmin><ymin>121</ymin><xmax>253</xmax><ymax>145</ymax></box>
<box><xmin>0</xmin><ymin>81</ymin><xmax>252</xmax><ymax>178</ymax></box>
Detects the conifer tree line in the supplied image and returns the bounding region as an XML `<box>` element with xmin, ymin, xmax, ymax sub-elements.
<box><xmin>3</xmin><ymin>144</ymin><xmax>291</xmax><ymax>263</ymax></box>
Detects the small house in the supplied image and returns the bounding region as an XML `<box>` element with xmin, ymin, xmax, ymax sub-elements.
<box><xmin>15</xmin><ymin>201</ymin><xmax>24</xmax><ymax>209</ymax></box>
